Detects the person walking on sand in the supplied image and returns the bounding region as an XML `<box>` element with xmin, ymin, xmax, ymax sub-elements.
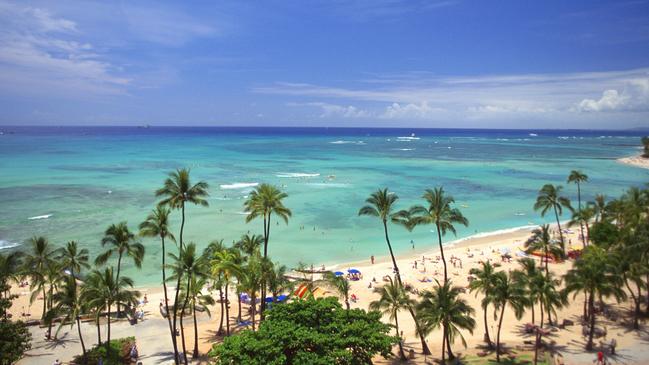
<box><xmin>370</xmin><ymin>255</ymin><xmax>375</xmax><ymax>264</ymax></box>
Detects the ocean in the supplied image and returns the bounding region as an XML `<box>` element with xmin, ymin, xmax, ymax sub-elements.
<box><xmin>1</xmin><ymin>126</ymin><xmax>647</xmax><ymax>285</ymax></box>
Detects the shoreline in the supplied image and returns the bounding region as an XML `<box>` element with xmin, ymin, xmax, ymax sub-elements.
<box><xmin>617</xmin><ymin>152</ymin><xmax>649</xmax><ymax>170</ymax></box>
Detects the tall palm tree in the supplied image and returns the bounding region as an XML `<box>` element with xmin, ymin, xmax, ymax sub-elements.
<box><xmin>512</xmin><ymin>258</ymin><xmax>543</xmax><ymax>326</ymax></box>
<box><xmin>168</xmin><ymin>242</ymin><xmax>206</xmax><ymax>362</ymax></box>
<box><xmin>239</xmin><ymin>253</ymin><xmax>264</xmax><ymax>331</ymax></box>
<box><xmin>210</xmin><ymin>248</ymin><xmax>241</xmax><ymax>336</ymax></box>
<box><xmin>409</xmin><ymin>187</ymin><xmax>469</xmax><ymax>283</ymax></box>
<box><xmin>139</xmin><ymin>206</ymin><xmax>177</xmax><ymax>355</ymax></box>
<box><xmin>359</xmin><ymin>188</ymin><xmax>432</xmax><ymax>355</ymax></box>
<box><xmin>324</xmin><ymin>271</ymin><xmax>351</xmax><ymax>310</ymax></box>
<box><xmin>567</xmin><ymin>170</ymin><xmax>588</xmax><ymax>246</ymax></box>
<box><xmin>0</xmin><ymin>251</ymin><xmax>23</xmax><ymax>319</ymax></box>
<box><xmin>590</xmin><ymin>194</ymin><xmax>607</xmax><ymax>223</ymax></box>
<box><xmin>468</xmin><ymin>261</ymin><xmax>497</xmax><ymax>349</ymax></box>
<box><xmin>525</xmin><ymin>225</ymin><xmax>564</xmax><ymax>279</ymax></box>
<box><xmin>23</xmin><ymin>236</ymin><xmax>59</xmax><ymax>320</ymax></box>
<box><xmin>267</xmin><ymin>262</ymin><xmax>291</xmax><ymax>303</ymax></box>
<box><xmin>534</xmin><ymin>184</ymin><xmax>572</xmax><ymax>247</ymax></box>
<box><xmin>82</xmin><ymin>267</ymin><xmax>139</xmax><ymax>353</ymax></box>
<box><xmin>568</xmin><ymin>207</ymin><xmax>595</xmax><ymax>247</ymax></box>
<box><xmin>95</xmin><ymin>222</ymin><xmax>144</xmax><ymax>316</ymax></box>
<box><xmin>60</xmin><ymin>241</ymin><xmax>90</xmax><ymax>284</ymax></box>
<box><xmin>204</xmin><ymin>240</ymin><xmax>227</xmax><ymax>335</ymax></box>
<box><xmin>42</xmin><ymin>260</ymin><xmax>65</xmax><ymax>340</ymax></box>
<box><xmin>244</xmin><ymin>184</ymin><xmax>291</xmax><ymax>319</ymax></box>
<box><xmin>564</xmin><ymin>245</ymin><xmax>625</xmax><ymax>350</ymax></box>
<box><xmin>491</xmin><ymin>271</ymin><xmax>528</xmax><ymax>362</ymax></box>
<box><xmin>369</xmin><ymin>276</ymin><xmax>413</xmax><ymax>361</ymax></box>
<box><xmin>49</xmin><ymin>276</ymin><xmax>87</xmax><ymax>359</ymax></box>
<box><xmin>179</xmin><ymin>275</ymin><xmax>214</xmax><ymax>359</ymax></box>
<box><xmin>417</xmin><ymin>279</ymin><xmax>476</xmax><ymax>362</ymax></box>
<box><xmin>156</xmin><ymin>168</ymin><xmax>209</xmax><ymax>364</ymax></box>
<box><xmin>234</xmin><ymin>234</ymin><xmax>263</xmax><ymax>258</ymax></box>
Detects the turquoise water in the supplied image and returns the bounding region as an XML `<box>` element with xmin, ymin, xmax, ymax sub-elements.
<box><xmin>1</xmin><ymin>127</ymin><xmax>647</xmax><ymax>285</ymax></box>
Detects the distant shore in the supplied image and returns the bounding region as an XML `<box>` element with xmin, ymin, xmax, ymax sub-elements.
<box><xmin>618</xmin><ymin>153</ymin><xmax>649</xmax><ymax>169</ymax></box>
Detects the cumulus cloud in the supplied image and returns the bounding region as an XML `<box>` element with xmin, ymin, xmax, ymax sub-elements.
<box><xmin>288</xmin><ymin>102</ymin><xmax>371</xmax><ymax>118</ymax></box>
<box><xmin>258</xmin><ymin>68</ymin><xmax>649</xmax><ymax>123</ymax></box>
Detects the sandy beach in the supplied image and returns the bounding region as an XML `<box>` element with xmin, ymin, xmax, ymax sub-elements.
<box><xmin>9</xmin><ymin>225</ymin><xmax>649</xmax><ymax>364</ymax></box>
<box><xmin>618</xmin><ymin>153</ymin><xmax>649</xmax><ymax>170</ymax></box>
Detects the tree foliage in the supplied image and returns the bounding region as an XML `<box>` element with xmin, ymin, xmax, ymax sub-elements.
<box><xmin>209</xmin><ymin>297</ymin><xmax>396</xmax><ymax>365</ymax></box>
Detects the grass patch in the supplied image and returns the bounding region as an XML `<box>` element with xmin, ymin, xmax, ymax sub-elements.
<box><xmin>72</xmin><ymin>337</ymin><xmax>135</xmax><ymax>365</ymax></box>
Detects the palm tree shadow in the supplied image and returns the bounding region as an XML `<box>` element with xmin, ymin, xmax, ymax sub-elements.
<box><xmin>43</xmin><ymin>332</ymin><xmax>78</xmax><ymax>350</ymax></box>
<box><xmin>141</xmin><ymin>350</ymin><xmax>176</xmax><ymax>363</ymax></box>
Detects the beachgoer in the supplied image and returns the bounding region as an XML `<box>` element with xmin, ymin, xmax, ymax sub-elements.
<box><xmin>370</xmin><ymin>255</ymin><xmax>375</xmax><ymax>264</ymax></box>
<box><xmin>130</xmin><ymin>344</ymin><xmax>139</xmax><ymax>361</ymax></box>
<box><xmin>143</xmin><ymin>294</ymin><xmax>148</xmax><ymax>303</ymax></box>
<box><xmin>597</xmin><ymin>351</ymin><xmax>604</xmax><ymax>365</ymax></box>
<box><xmin>53</xmin><ymin>360</ymin><xmax>61</xmax><ymax>365</ymax></box>
<box><xmin>610</xmin><ymin>338</ymin><xmax>617</xmax><ymax>355</ymax></box>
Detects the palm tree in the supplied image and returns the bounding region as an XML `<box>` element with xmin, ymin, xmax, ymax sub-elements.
<box><xmin>60</xmin><ymin>241</ymin><xmax>90</xmax><ymax>283</ymax></box>
<box><xmin>49</xmin><ymin>276</ymin><xmax>87</xmax><ymax>359</ymax></box>
<box><xmin>244</xmin><ymin>184</ymin><xmax>291</xmax><ymax>319</ymax></box>
<box><xmin>512</xmin><ymin>258</ymin><xmax>543</xmax><ymax>326</ymax></box>
<box><xmin>409</xmin><ymin>187</ymin><xmax>469</xmax><ymax>283</ymax></box>
<box><xmin>534</xmin><ymin>184</ymin><xmax>572</xmax><ymax>247</ymax></box>
<box><xmin>168</xmin><ymin>242</ymin><xmax>205</xmax><ymax>362</ymax></box>
<box><xmin>42</xmin><ymin>260</ymin><xmax>65</xmax><ymax>340</ymax></box>
<box><xmin>234</xmin><ymin>234</ymin><xmax>263</xmax><ymax>258</ymax></box>
<box><xmin>239</xmin><ymin>253</ymin><xmax>264</xmax><ymax>331</ymax></box>
<box><xmin>95</xmin><ymin>222</ymin><xmax>144</xmax><ymax>317</ymax></box>
<box><xmin>417</xmin><ymin>279</ymin><xmax>476</xmax><ymax>362</ymax></box>
<box><xmin>590</xmin><ymin>194</ymin><xmax>607</xmax><ymax>223</ymax></box>
<box><xmin>156</xmin><ymin>168</ymin><xmax>209</xmax><ymax>364</ymax></box>
<box><xmin>210</xmin><ymin>248</ymin><xmax>241</xmax><ymax>336</ymax></box>
<box><xmin>564</xmin><ymin>245</ymin><xmax>625</xmax><ymax>350</ymax></box>
<box><xmin>369</xmin><ymin>276</ymin><xmax>413</xmax><ymax>361</ymax></box>
<box><xmin>525</xmin><ymin>225</ymin><xmax>564</xmax><ymax>279</ymax></box>
<box><xmin>468</xmin><ymin>261</ymin><xmax>497</xmax><ymax>349</ymax></box>
<box><xmin>567</xmin><ymin>170</ymin><xmax>588</xmax><ymax>246</ymax></box>
<box><xmin>179</xmin><ymin>275</ymin><xmax>214</xmax><ymax>359</ymax></box>
<box><xmin>267</xmin><ymin>262</ymin><xmax>291</xmax><ymax>303</ymax></box>
<box><xmin>82</xmin><ymin>267</ymin><xmax>140</xmax><ymax>353</ymax></box>
<box><xmin>568</xmin><ymin>207</ymin><xmax>595</xmax><ymax>247</ymax></box>
<box><xmin>0</xmin><ymin>251</ymin><xmax>23</xmax><ymax>319</ymax></box>
<box><xmin>23</xmin><ymin>236</ymin><xmax>59</xmax><ymax>320</ymax></box>
<box><xmin>491</xmin><ymin>271</ymin><xmax>528</xmax><ymax>362</ymax></box>
<box><xmin>324</xmin><ymin>272</ymin><xmax>351</xmax><ymax>310</ymax></box>
<box><xmin>139</xmin><ymin>206</ymin><xmax>177</xmax><ymax>355</ymax></box>
<box><xmin>359</xmin><ymin>188</ymin><xmax>432</xmax><ymax>355</ymax></box>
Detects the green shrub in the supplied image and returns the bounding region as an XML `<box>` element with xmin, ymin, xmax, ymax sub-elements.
<box><xmin>72</xmin><ymin>337</ymin><xmax>135</xmax><ymax>365</ymax></box>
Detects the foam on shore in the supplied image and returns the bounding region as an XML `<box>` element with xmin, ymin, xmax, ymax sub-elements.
<box><xmin>220</xmin><ymin>182</ymin><xmax>259</xmax><ymax>189</ymax></box>
<box><xmin>0</xmin><ymin>240</ymin><xmax>20</xmax><ymax>250</ymax></box>
<box><xmin>276</xmin><ymin>172</ymin><xmax>320</xmax><ymax>178</ymax></box>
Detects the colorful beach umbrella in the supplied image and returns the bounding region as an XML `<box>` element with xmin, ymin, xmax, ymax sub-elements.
<box><xmin>348</xmin><ymin>268</ymin><xmax>361</xmax><ymax>274</ymax></box>
<box><xmin>334</xmin><ymin>271</ymin><xmax>344</xmax><ymax>276</ymax></box>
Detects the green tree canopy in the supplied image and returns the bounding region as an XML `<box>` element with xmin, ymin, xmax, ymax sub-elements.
<box><xmin>209</xmin><ymin>297</ymin><xmax>397</xmax><ymax>365</ymax></box>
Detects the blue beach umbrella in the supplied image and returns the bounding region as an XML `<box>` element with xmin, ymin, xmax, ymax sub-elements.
<box><xmin>334</xmin><ymin>271</ymin><xmax>344</xmax><ymax>276</ymax></box>
<box><xmin>348</xmin><ymin>268</ymin><xmax>361</xmax><ymax>274</ymax></box>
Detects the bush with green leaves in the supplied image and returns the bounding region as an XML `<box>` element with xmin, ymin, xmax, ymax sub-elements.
<box><xmin>209</xmin><ymin>297</ymin><xmax>397</xmax><ymax>364</ymax></box>
<box><xmin>0</xmin><ymin>259</ymin><xmax>32</xmax><ymax>365</ymax></box>
<box><xmin>72</xmin><ymin>337</ymin><xmax>135</xmax><ymax>365</ymax></box>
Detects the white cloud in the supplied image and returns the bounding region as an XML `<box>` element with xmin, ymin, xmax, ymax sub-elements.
<box><xmin>0</xmin><ymin>1</ymin><xmax>130</xmax><ymax>96</ymax></box>
<box><xmin>288</xmin><ymin>102</ymin><xmax>371</xmax><ymax>118</ymax></box>
<box><xmin>257</xmin><ymin>68</ymin><xmax>649</xmax><ymax>123</ymax></box>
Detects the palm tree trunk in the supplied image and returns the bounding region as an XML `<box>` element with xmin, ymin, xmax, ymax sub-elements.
<box><xmin>250</xmin><ymin>294</ymin><xmax>257</xmax><ymax>331</ymax></box>
<box><xmin>583</xmin><ymin>291</ymin><xmax>588</xmax><ymax>322</ymax></box>
<box><xmin>535</xmin><ymin>300</ymin><xmax>545</xmax><ymax>365</ymax></box>
<box><xmin>41</xmin><ymin>286</ymin><xmax>47</xmax><ymax>321</ymax></box>
<box><xmin>217</xmin><ymin>287</ymin><xmax>224</xmax><ymax>335</ymax></box>
<box><xmin>553</xmin><ymin>207</ymin><xmax>565</xmax><ymax>248</ymax></box>
<box><xmin>225</xmin><ymin>283</ymin><xmax>230</xmax><ymax>336</ymax></box>
<box><xmin>237</xmin><ymin>288</ymin><xmax>242</xmax><ymax>322</ymax></box>
<box><xmin>531</xmin><ymin>303</ymin><xmax>535</xmax><ymax>326</ymax></box>
<box><xmin>445</xmin><ymin>321</ymin><xmax>455</xmax><ymax>359</ymax></box>
<box><xmin>483</xmin><ymin>305</ymin><xmax>493</xmax><ymax>348</ymax></box>
<box><xmin>115</xmin><ymin>253</ymin><xmax>122</xmax><ymax>317</ymax></box>
<box><xmin>586</xmin><ymin>290</ymin><xmax>595</xmax><ymax>350</ymax></box>
<box><xmin>383</xmin><ymin>220</ymin><xmax>431</xmax><ymax>355</ymax></box>
<box><xmin>192</xmin><ymin>301</ymin><xmax>199</xmax><ymax>358</ymax></box>
<box><xmin>106</xmin><ymin>304</ymin><xmax>111</xmax><ymax>353</ymax></box>
<box><xmin>577</xmin><ymin>183</ymin><xmax>586</xmax><ymax>248</ymax></box>
<box><xmin>436</xmin><ymin>222</ymin><xmax>448</xmax><ymax>283</ymax></box>
<box><xmin>180</xmin><ymin>275</ymin><xmax>191</xmax><ymax>365</ymax></box>
<box><xmin>260</xmin><ymin>213</ymin><xmax>269</xmax><ymax>320</ymax></box>
<box><xmin>345</xmin><ymin>293</ymin><xmax>350</xmax><ymax>311</ymax></box>
<box><xmin>172</xmin><ymin>202</ymin><xmax>186</xmax><ymax>365</ymax></box>
<box><xmin>96</xmin><ymin>313</ymin><xmax>101</xmax><ymax>345</ymax></box>
<box><xmin>496</xmin><ymin>304</ymin><xmax>506</xmax><ymax>362</ymax></box>
<box><xmin>441</xmin><ymin>322</ymin><xmax>447</xmax><ymax>363</ymax></box>
<box><xmin>624</xmin><ymin>276</ymin><xmax>640</xmax><ymax>330</ymax></box>
<box><xmin>161</xmin><ymin>236</ymin><xmax>179</xmax><ymax>365</ymax></box>
<box><xmin>394</xmin><ymin>315</ymin><xmax>406</xmax><ymax>361</ymax></box>
<box><xmin>76</xmin><ymin>316</ymin><xmax>87</xmax><ymax>361</ymax></box>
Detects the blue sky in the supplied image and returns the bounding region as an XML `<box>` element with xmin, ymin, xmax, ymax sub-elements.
<box><xmin>1</xmin><ymin>0</ymin><xmax>649</xmax><ymax>129</ymax></box>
